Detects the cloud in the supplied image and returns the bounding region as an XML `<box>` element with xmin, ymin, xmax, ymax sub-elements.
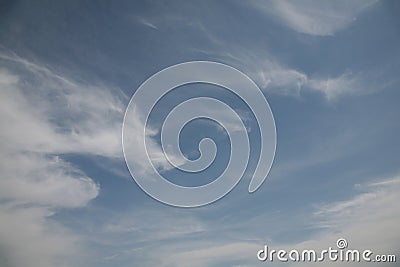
<box><xmin>137</xmin><ymin>17</ymin><xmax>159</xmax><ymax>30</ymax></box>
<box><xmin>281</xmin><ymin>176</ymin><xmax>400</xmax><ymax>266</ymax></box>
<box><xmin>101</xmin><ymin>208</ymin><xmax>206</xmax><ymax>239</ymax></box>
<box><xmin>79</xmin><ymin>207</ymin><xmax>208</xmax><ymax>266</ymax></box>
<box><xmin>162</xmin><ymin>242</ymin><xmax>259</xmax><ymax>267</ymax></box>
<box><xmin>0</xmin><ymin>51</ymin><xmax>128</xmax><ymax>267</ymax></box>
<box><xmin>255</xmin><ymin>61</ymin><xmax>308</xmax><ymax>96</ymax></box>
<box><xmin>250</xmin><ymin>0</ymin><xmax>378</xmax><ymax>36</ymax></box>
<box><xmin>252</xmin><ymin>60</ymin><xmax>377</xmax><ymax>100</ymax></box>
<box><xmin>193</xmin><ymin>41</ymin><xmax>379</xmax><ymax>101</ymax></box>
<box><xmin>0</xmin><ymin>60</ymin><xmax>105</xmax><ymax>208</ymax></box>
<box><xmin>122</xmin><ymin>105</ymin><xmax>186</xmax><ymax>176</ymax></box>
<box><xmin>0</xmin><ymin>153</ymin><xmax>99</xmax><ymax>208</ymax></box>
<box><xmin>0</xmin><ymin>203</ymin><xmax>83</xmax><ymax>267</ymax></box>
<box><xmin>307</xmin><ymin>71</ymin><xmax>378</xmax><ymax>100</ymax></box>
<box><xmin>0</xmin><ymin>52</ymin><xmax>126</xmax><ymax>158</ymax></box>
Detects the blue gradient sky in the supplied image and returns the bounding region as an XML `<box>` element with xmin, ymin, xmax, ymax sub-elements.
<box><xmin>0</xmin><ymin>1</ymin><xmax>399</xmax><ymax>266</ymax></box>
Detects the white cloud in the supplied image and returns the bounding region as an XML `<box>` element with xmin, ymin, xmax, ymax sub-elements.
<box><xmin>0</xmin><ymin>203</ymin><xmax>83</xmax><ymax>267</ymax></box>
<box><xmin>0</xmin><ymin>55</ymin><xmax>126</xmax><ymax>158</ymax></box>
<box><xmin>122</xmin><ymin>106</ymin><xmax>185</xmax><ymax>176</ymax></box>
<box><xmin>255</xmin><ymin>61</ymin><xmax>308</xmax><ymax>96</ymax></box>
<box><xmin>251</xmin><ymin>0</ymin><xmax>378</xmax><ymax>36</ymax></box>
<box><xmin>308</xmin><ymin>71</ymin><xmax>373</xmax><ymax>100</ymax></box>
<box><xmin>252</xmin><ymin>60</ymin><xmax>378</xmax><ymax>100</ymax></box>
<box><xmin>0</xmin><ymin>51</ymin><xmax>128</xmax><ymax>267</ymax></box>
<box><xmin>0</xmin><ymin>153</ymin><xmax>99</xmax><ymax>208</ymax></box>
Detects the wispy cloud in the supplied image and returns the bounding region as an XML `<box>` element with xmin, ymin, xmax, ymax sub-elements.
<box><xmin>219</xmin><ymin>43</ymin><xmax>392</xmax><ymax>101</ymax></box>
<box><xmin>248</xmin><ymin>59</ymin><xmax>381</xmax><ymax>101</ymax></box>
<box><xmin>0</xmin><ymin>51</ymin><xmax>127</xmax><ymax>157</ymax></box>
<box><xmin>249</xmin><ymin>0</ymin><xmax>378</xmax><ymax>36</ymax></box>
<box><xmin>307</xmin><ymin>70</ymin><xmax>383</xmax><ymax>100</ymax></box>
<box><xmin>0</xmin><ymin>51</ymin><xmax>128</xmax><ymax>267</ymax></box>
<box><xmin>137</xmin><ymin>17</ymin><xmax>159</xmax><ymax>30</ymax></box>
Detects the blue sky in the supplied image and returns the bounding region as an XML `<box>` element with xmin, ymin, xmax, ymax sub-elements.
<box><xmin>0</xmin><ymin>0</ymin><xmax>399</xmax><ymax>266</ymax></box>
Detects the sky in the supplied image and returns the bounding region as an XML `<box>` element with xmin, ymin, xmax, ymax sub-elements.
<box><xmin>0</xmin><ymin>0</ymin><xmax>399</xmax><ymax>266</ymax></box>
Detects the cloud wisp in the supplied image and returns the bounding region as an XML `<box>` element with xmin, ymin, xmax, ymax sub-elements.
<box><xmin>249</xmin><ymin>0</ymin><xmax>378</xmax><ymax>36</ymax></box>
<box><xmin>0</xmin><ymin>51</ymin><xmax>128</xmax><ymax>267</ymax></box>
